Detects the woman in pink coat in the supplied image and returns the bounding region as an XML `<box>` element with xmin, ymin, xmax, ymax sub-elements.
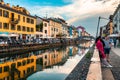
<box><xmin>95</xmin><ymin>36</ymin><xmax>112</xmax><ymax>67</ymax></box>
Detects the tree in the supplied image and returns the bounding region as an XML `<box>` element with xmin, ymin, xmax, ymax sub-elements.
<box><xmin>56</xmin><ymin>33</ymin><xmax>63</xmax><ymax>38</ymax></box>
<box><xmin>36</xmin><ymin>22</ymin><xmax>43</xmax><ymax>32</ymax></box>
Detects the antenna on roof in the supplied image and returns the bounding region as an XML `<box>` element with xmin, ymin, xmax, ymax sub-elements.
<box><xmin>46</xmin><ymin>12</ymin><xmax>48</xmax><ymax>19</ymax></box>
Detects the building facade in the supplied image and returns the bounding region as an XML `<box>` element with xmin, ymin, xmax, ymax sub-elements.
<box><xmin>36</xmin><ymin>16</ymin><xmax>49</xmax><ymax>38</ymax></box>
<box><xmin>113</xmin><ymin>4</ymin><xmax>120</xmax><ymax>34</ymax></box>
<box><xmin>57</xmin><ymin>18</ymin><xmax>69</xmax><ymax>38</ymax></box>
<box><xmin>36</xmin><ymin>17</ymin><xmax>70</xmax><ymax>38</ymax></box>
<box><xmin>0</xmin><ymin>1</ymin><xmax>36</xmax><ymax>40</ymax></box>
<box><xmin>48</xmin><ymin>18</ymin><xmax>62</xmax><ymax>38</ymax></box>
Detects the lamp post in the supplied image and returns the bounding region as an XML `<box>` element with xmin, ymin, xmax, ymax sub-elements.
<box><xmin>96</xmin><ymin>16</ymin><xmax>109</xmax><ymax>38</ymax></box>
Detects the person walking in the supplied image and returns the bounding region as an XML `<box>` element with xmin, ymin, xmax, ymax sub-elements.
<box><xmin>103</xmin><ymin>36</ymin><xmax>112</xmax><ymax>63</ymax></box>
<box><xmin>113</xmin><ymin>37</ymin><xmax>117</xmax><ymax>48</ymax></box>
<box><xmin>95</xmin><ymin>36</ymin><xmax>112</xmax><ymax>67</ymax></box>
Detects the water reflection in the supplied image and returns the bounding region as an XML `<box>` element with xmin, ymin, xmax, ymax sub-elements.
<box><xmin>0</xmin><ymin>55</ymin><xmax>36</xmax><ymax>80</ymax></box>
<box><xmin>0</xmin><ymin>41</ymin><xmax>93</xmax><ymax>80</ymax></box>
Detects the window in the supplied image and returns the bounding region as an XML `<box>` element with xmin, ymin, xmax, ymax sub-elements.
<box><xmin>3</xmin><ymin>10</ymin><xmax>9</xmax><ymax>18</ymax></box>
<box><xmin>23</xmin><ymin>16</ymin><xmax>25</xmax><ymax>22</ymax></box>
<box><xmin>0</xmin><ymin>67</ymin><xmax>2</xmax><ymax>73</ymax></box>
<box><xmin>31</xmin><ymin>59</ymin><xmax>34</xmax><ymax>63</ymax></box>
<box><xmin>27</xmin><ymin>27</ymin><xmax>30</xmax><ymax>32</ymax></box>
<box><xmin>22</xmin><ymin>60</ymin><xmax>26</xmax><ymax>66</ymax></box>
<box><xmin>45</xmin><ymin>55</ymin><xmax>47</xmax><ymax>59</ymax></box>
<box><xmin>31</xmin><ymin>66</ymin><xmax>34</xmax><ymax>72</ymax></box>
<box><xmin>22</xmin><ymin>26</ymin><xmax>26</xmax><ymax>31</ymax></box>
<box><xmin>0</xmin><ymin>22</ymin><xmax>2</xmax><ymax>29</ymax></box>
<box><xmin>31</xmin><ymin>28</ymin><xmax>34</xmax><ymax>32</ymax></box>
<box><xmin>27</xmin><ymin>18</ymin><xmax>30</xmax><ymax>23</ymax></box>
<box><xmin>51</xmin><ymin>28</ymin><xmax>53</xmax><ymax>31</ymax></box>
<box><xmin>27</xmin><ymin>59</ymin><xmax>30</xmax><ymax>64</ymax></box>
<box><xmin>11</xmin><ymin>24</ymin><xmax>15</xmax><ymax>30</ymax></box>
<box><xmin>3</xmin><ymin>23</ymin><xmax>9</xmax><ymax>29</ymax></box>
<box><xmin>0</xmin><ymin>9</ymin><xmax>2</xmax><ymax>16</ymax></box>
<box><xmin>4</xmin><ymin>66</ymin><xmax>9</xmax><ymax>72</ymax></box>
<box><xmin>23</xmin><ymin>70</ymin><xmax>25</xmax><ymax>75</ymax></box>
<box><xmin>31</xmin><ymin>19</ymin><xmax>34</xmax><ymax>24</ymax></box>
<box><xmin>45</xmin><ymin>30</ymin><xmax>47</xmax><ymax>34</ymax></box>
<box><xmin>56</xmin><ymin>29</ymin><xmax>58</xmax><ymax>32</ymax></box>
<box><xmin>44</xmin><ymin>23</ymin><xmax>47</xmax><ymax>27</ymax></box>
<box><xmin>17</xmin><ymin>25</ymin><xmax>21</xmax><ymax>31</ymax></box>
<box><xmin>18</xmin><ymin>15</ymin><xmax>20</xmax><ymax>20</ymax></box>
<box><xmin>27</xmin><ymin>67</ymin><xmax>31</xmax><ymax>73</ymax></box>
<box><xmin>17</xmin><ymin>62</ymin><xmax>21</xmax><ymax>67</ymax></box>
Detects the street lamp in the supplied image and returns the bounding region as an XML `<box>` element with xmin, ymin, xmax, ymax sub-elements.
<box><xmin>96</xmin><ymin>16</ymin><xmax>109</xmax><ymax>38</ymax></box>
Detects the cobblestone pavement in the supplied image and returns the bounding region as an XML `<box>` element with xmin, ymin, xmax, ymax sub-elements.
<box><xmin>111</xmin><ymin>48</ymin><xmax>120</xmax><ymax>56</ymax></box>
<box><xmin>110</xmin><ymin>50</ymin><xmax>120</xmax><ymax>80</ymax></box>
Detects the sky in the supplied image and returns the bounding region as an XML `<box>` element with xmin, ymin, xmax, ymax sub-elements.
<box><xmin>4</xmin><ymin>0</ymin><xmax>120</xmax><ymax>36</ymax></box>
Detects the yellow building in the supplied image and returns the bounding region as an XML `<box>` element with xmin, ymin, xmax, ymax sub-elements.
<box><xmin>57</xmin><ymin>18</ymin><xmax>69</xmax><ymax>38</ymax></box>
<box><xmin>41</xmin><ymin>49</ymin><xmax>63</xmax><ymax>68</ymax></box>
<box><xmin>0</xmin><ymin>1</ymin><xmax>36</xmax><ymax>40</ymax></box>
<box><xmin>0</xmin><ymin>55</ymin><xmax>36</xmax><ymax>80</ymax></box>
<box><xmin>48</xmin><ymin>18</ymin><xmax>62</xmax><ymax>38</ymax></box>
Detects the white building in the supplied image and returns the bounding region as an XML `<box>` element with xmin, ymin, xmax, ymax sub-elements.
<box><xmin>113</xmin><ymin>4</ymin><xmax>120</xmax><ymax>34</ymax></box>
<box><xmin>36</xmin><ymin>16</ymin><xmax>49</xmax><ymax>38</ymax></box>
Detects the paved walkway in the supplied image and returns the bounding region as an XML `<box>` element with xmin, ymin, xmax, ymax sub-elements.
<box><xmin>111</xmin><ymin>47</ymin><xmax>120</xmax><ymax>56</ymax></box>
<box><xmin>102</xmin><ymin>47</ymin><xmax>120</xmax><ymax>80</ymax></box>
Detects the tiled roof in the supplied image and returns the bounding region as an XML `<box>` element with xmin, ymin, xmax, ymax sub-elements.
<box><xmin>0</xmin><ymin>4</ymin><xmax>36</xmax><ymax>18</ymax></box>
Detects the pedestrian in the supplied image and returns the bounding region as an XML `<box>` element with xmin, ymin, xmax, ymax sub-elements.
<box><xmin>113</xmin><ymin>37</ymin><xmax>117</xmax><ymax>48</ymax></box>
<box><xmin>95</xmin><ymin>36</ymin><xmax>112</xmax><ymax>67</ymax></box>
<box><xmin>103</xmin><ymin>36</ymin><xmax>112</xmax><ymax>63</ymax></box>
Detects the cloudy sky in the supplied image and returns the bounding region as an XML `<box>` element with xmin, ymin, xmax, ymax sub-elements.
<box><xmin>4</xmin><ymin>0</ymin><xmax>120</xmax><ymax>36</ymax></box>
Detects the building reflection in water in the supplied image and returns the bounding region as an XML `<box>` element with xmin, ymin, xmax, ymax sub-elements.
<box><xmin>0</xmin><ymin>55</ymin><xmax>36</xmax><ymax>80</ymax></box>
<box><xmin>0</xmin><ymin>41</ymin><xmax>92</xmax><ymax>80</ymax></box>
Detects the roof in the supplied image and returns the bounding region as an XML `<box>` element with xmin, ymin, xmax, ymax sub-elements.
<box><xmin>35</xmin><ymin>15</ymin><xmax>49</xmax><ymax>22</ymax></box>
<box><xmin>113</xmin><ymin>4</ymin><xmax>120</xmax><ymax>17</ymax></box>
<box><xmin>0</xmin><ymin>4</ymin><xmax>36</xmax><ymax>19</ymax></box>
<box><xmin>47</xmin><ymin>18</ymin><xmax>62</xmax><ymax>24</ymax></box>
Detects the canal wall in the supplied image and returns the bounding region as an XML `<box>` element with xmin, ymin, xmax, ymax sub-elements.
<box><xmin>86</xmin><ymin>47</ymin><xmax>102</xmax><ymax>80</ymax></box>
<box><xmin>0</xmin><ymin>39</ymin><xmax>90</xmax><ymax>57</ymax></box>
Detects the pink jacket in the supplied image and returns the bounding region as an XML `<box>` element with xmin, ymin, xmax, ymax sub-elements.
<box><xmin>96</xmin><ymin>39</ymin><xmax>106</xmax><ymax>58</ymax></box>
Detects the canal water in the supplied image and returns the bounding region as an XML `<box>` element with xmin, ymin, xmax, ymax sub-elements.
<box><xmin>0</xmin><ymin>41</ymin><xmax>94</xmax><ymax>80</ymax></box>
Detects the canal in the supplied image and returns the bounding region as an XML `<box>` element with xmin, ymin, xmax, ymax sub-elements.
<box><xmin>0</xmin><ymin>41</ymin><xmax>94</xmax><ymax>80</ymax></box>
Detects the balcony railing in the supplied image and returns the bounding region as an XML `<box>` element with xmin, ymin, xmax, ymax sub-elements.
<box><xmin>10</xmin><ymin>18</ymin><xmax>19</xmax><ymax>24</ymax></box>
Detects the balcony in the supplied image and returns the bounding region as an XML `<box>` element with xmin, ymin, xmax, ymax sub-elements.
<box><xmin>10</xmin><ymin>18</ymin><xmax>19</xmax><ymax>24</ymax></box>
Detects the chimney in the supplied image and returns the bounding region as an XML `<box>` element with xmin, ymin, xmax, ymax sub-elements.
<box><xmin>17</xmin><ymin>5</ymin><xmax>19</xmax><ymax>7</ymax></box>
<box><xmin>12</xmin><ymin>5</ymin><xmax>16</xmax><ymax>10</ymax></box>
<box><xmin>0</xmin><ymin>0</ymin><xmax>4</xmax><ymax>5</ymax></box>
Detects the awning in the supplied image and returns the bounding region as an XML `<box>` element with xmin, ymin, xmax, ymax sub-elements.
<box><xmin>9</xmin><ymin>34</ymin><xmax>19</xmax><ymax>37</ymax></box>
<box><xmin>109</xmin><ymin>34</ymin><xmax>119</xmax><ymax>37</ymax></box>
<box><xmin>0</xmin><ymin>34</ymin><xmax>8</xmax><ymax>37</ymax></box>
